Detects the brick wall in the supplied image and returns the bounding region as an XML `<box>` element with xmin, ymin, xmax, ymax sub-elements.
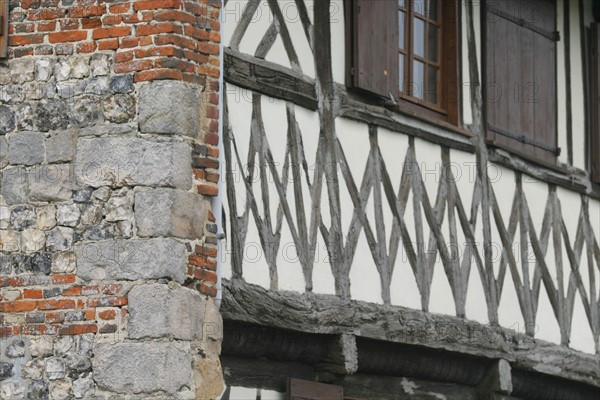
<box><xmin>0</xmin><ymin>0</ymin><xmax>223</xmax><ymax>398</ymax></box>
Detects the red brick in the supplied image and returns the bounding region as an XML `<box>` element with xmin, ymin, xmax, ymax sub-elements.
<box><xmin>103</xmin><ymin>15</ymin><xmax>123</xmax><ymax>25</ymax></box>
<box><xmin>52</xmin><ymin>275</ymin><xmax>76</xmax><ymax>284</ymax></box>
<box><xmin>62</xmin><ymin>286</ymin><xmax>82</xmax><ymax>296</ymax></box>
<box><xmin>45</xmin><ymin>311</ymin><xmax>65</xmax><ymax>323</ymax></box>
<box><xmin>134</xmin><ymin>0</ymin><xmax>181</xmax><ymax>11</ymax></box>
<box><xmin>29</xmin><ymin>9</ymin><xmax>64</xmax><ymax>21</ymax></box>
<box><xmin>115</xmin><ymin>59</ymin><xmax>154</xmax><ymax>73</ymax></box>
<box><xmin>120</xmin><ymin>37</ymin><xmax>140</xmax><ymax>48</ymax></box>
<box><xmin>98</xmin><ymin>38</ymin><xmax>119</xmax><ymax>50</ymax></box>
<box><xmin>86</xmin><ymin>296</ymin><xmax>128</xmax><ymax>308</ymax></box>
<box><xmin>199</xmin><ymin>283</ymin><xmax>217</xmax><ymax>297</ymax></box>
<box><xmin>101</xmin><ymin>284</ymin><xmax>122</xmax><ymax>295</ymax></box>
<box><xmin>81</xmin><ymin>18</ymin><xmax>102</xmax><ymax>29</ymax></box>
<box><xmin>196</xmin><ymin>245</ymin><xmax>218</xmax><ymax>258</ymax></box>
<box><xmin>115</xmin><ymin>50</ymin><xmax>134</xmax><ymax>63</ymax></box>
<box><xmin>188</xmin><ymin>255</ymin><xmax>206</xmax><ymax>267</ymax></box>
<box><xmin>69</xmin><ymin>5</ymin><xmax>106</xmax><ymax>18</ymax></box>
<box><xmin>81</xmin><ymin>285</ymin><xmax>100</xmax><ymax>296</ymax></box>
<box><xmin>77</xmin><ymin>41</ymin><xmax>97</xmax><ymax>53</ymax></box>
<box><xmin>98</xmin><ymin>309</ymin><xmax>116</xmax><ymax>320</ymax></box>
<box><xmin>37</xmin><ymin>20</ymin><xmax>57</xmax><ymax>32</ymax></box>
<box><xmin>134</xmin><ymin>68</ymin><xmax>182</xmax><ymax>82</ymax></box>
<box><xmin>197</xmin><ymin>183</ymin><xmax>218</xmax><ymax>197</ymax></box>
<box><xmin>136</xmin><ymin>22</ymin><xmax>180</xmax><ymax>36</ymax></box>
<box><xmin>109</xmin><ymin>3</ymin><xmax>131</xmax><ymax>13</ymax></box>
<box><xmin>60</xmin><ymin>18</ymin><xmax>80</xmax><ymax>30</ymax></box>
<box><xmin>206</xmin><ymin>172</ymin><xmax>219</xmax><ymax>183</ymax></box>
<box><xmin>154</xmin><ymin>10</ymin><xmax>195</xmax><ymax>24</ymax></box>
<box><xmin>193</xmin><ymin>156</ymin><xmax>219</xmax><ymax>169</ymax></box>
<box><xmin>184</xmin><ymin>25</ymin><xmax>208</xmax><ymax>40</ymax></box>
<box><xmin>93</xmin><ymin>26</ymin><xmax>131</xmax><ymax>39</ymax></box>
<box><xmin>11</xmin><ymin>22</ymin><xmax>35</xmax><ymax>34</ymax></box>
<box><xmin>37</xmin><ymin>299</ymin><xmax>76</xmax><ymax>311</ymax></box>
<box><xmin>49</xmin><ymin>31</ymin><xmax>87</xmax><ymax>43</ymax></box>
<box><xmin>10</xmin><ymin>34</ymin><xmax>44</xmax><ymax>46</ymax></box>
<box><xmin>0</xmin><ymin>301</ymin><xmax>37</xmax><ymax>313</ymax></box>
<box><xmin>59</xmin><ymin>324</ymin><xmax>98</xmax><ymax>335</ymax></box>
<box><xmin>85</xmin><ymin>309</ymin><xmax>96</xmax><ymax>320</ymax></box>
<box><xmin>193</xmin><ymin>169</ymin><xmax>205</xmax><ymax>179</ymax></box>
<box><xmin>205</xmin><ymin>132</ymin><xmax>219</xmax><ymax>146</ymax></box>
<box><xmin>23</xmin><ymin>289</ymin><xmax>43</xmax><ymax>299</ymax></box>
<box><xmin>207</xmin><ymin>147</ymin><xmax>219</xmax><ymax>158</ymax></box>
<box><xmin>194</xmin><ymin>268</ymin><xmax>217</xmax><ymax>283</ymax></box>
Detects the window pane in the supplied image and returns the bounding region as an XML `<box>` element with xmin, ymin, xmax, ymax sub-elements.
<box><xmin>426</xmin><ymin>65</ymin><xmax>438</xmax><ymax>104</ymax></box>
<box><xmin>413</xmin><ymin>60</ymin><xmax>425</xmax><ymax>99</ymax></box>
<box><xmin>413</xmin><ymin>18</ymin><xmax>425</xmax><ymax>57</ymax></box>
<box><xmin>414</xmin><ymin>0</ymin><xmax>425</xmax><ymax>16</ymax></box>
<box><xmin>427</xmin><ymin>0</ymin><xmax>439</xmax><ymax>21</ymax></box>
<box><xmin>398</xmin><ymin>0</ymin><xmax>405</xmax><ymax>7</ymax></box>
<box><xmin>399</xmin><ymin>54</ymin><xmax>404</xmax><ymax>92</ymax></box>
<box><xmin>399</xmin><ymin>11</ymin><xmax>405</xmax><ymax>50</ymax></box>
<box><xmin>427</xmin><ymin>23</ymin><xmax>439</xmax><ymax>62</ymax></box>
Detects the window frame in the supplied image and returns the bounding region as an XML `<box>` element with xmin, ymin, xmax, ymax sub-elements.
<box><xmin>345</xmin><ymin>0</ymin><xmax>460</xmax><ymax>127</ymax></box>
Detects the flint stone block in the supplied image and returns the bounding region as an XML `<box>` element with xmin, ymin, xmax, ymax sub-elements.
<box><xmin>135</xmin><ymin>188</ymin><xmax>207</xmax><ymax>240</ymax></box>
<box><xmin>7</xmin><ymin>131</ymin><xmax>45</xmax><ymax>165</ymax></box>
<box><xmin>1</xmin><ymin>166</ymin><xmax>29</xmax><ymax>205</ymax></box>
<box><xmin>93</xmin><ymin>342</ymin><xmax>192</xmax><ymax>395</ymax></box>
<box><xmin>128</xmin><ymin>283</ymin><xmax>206</xmax><ymax>340</ymax></box>
<box><xmin>74</xmin><ymin>137</ymin><xmax>192</xmax><ymax>189</ymax></box>
<box><xmin>74</xmin><ymin>238</ymin><xmax>186</xmax><ymax>283</ymax></box>
<box><xmin>0</xmin><ymin>136</ymin><xmax>7</xmax><ymax>169</ymax></box>
<box><xmin>46</xmin><ymin>129</ymin><xmax>77</xmax><ymax>163</ymax></box>
<box><xmin>139</xmin><ymin>80</ymin><xmax>201</xmax><ymax>137</ymax></box>
<box><xmin>29</xmin><ymin>164</ymin><xmax>72</xmax><ymax>202</ymax></box>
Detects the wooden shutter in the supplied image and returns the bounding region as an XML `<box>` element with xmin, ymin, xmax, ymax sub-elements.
<box><xmin>591</xmin><ymin>23</ymin><xmax>600</xmax><ymax>183</ymax></box>
<box><xmin>349</xmin><ymin>0</ymin><xmax>399</xmax><ymax>98</ymax></box>
<box><xmin>0</xmin><ymin>0</ymin><xmax>7</xmax><ymax>58</ymax></box>
<box><xmin>287</xmin><ymin>378</ymin><xmax>343</xmax><ymax>400</ymax></box>
<box><xmin>485</xmin><ymin>0</ymin><xmax>559</xmax><ymax>164</ymax></box>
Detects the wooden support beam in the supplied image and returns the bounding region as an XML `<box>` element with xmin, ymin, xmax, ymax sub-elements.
<box><xmin>221</xmin><ymin>279</ymin><xmax>600</xmax><ymax>388</ymax></box>
<box><xmin>224</xmin><ymin>48</ymin><xmax>318</xmax><ymax>110</ymax></box>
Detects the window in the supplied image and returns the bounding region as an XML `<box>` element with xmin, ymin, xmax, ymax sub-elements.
<box><xmin>484</xmin><ymin>0</ymin><xmax>559</xmax><ymax>165</ymax></box>
<box><xmin>347</xmin><ymin>0</ymin><xmax>459</xmax><ymax>125</ymax></box>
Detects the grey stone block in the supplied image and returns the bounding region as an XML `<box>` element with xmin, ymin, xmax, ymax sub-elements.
<box><xmin>93</xmin><ymin>342</ymin><xmax>192</xmax><ymax>395</ymax></box>
<box><xmin>128</xmin><ymin>283</ymin><xmax>206</xmax><ymax>341</ymax></box>
<box><xmin>139</xmin><ymin>80</ymin><xmax>201</xmax><ymax>137</ymax></box>
<box><xmin>74</xmin><ymin>137</ymin><xmax>192</xmax><ymax>189</ymax></box>
<box><xmin>29</xmin><ymin>164</ymin><xmax>72</xmax><ymax>202</ymax></box>
<box><xmin>7</xmin><ymin>131</ymin><xmax>45</xmax><ymax>165</ymax></box>
<box><xmin>1</xmin><ymin>166</ymin><xmax>29</xmax><ymax>205</ymax></box>
<box><xmin>135</xmin><ymin>188</ymin><xmax>207</xmax><ymax>240</ymax></box>
<box><xmin>74</xmin><ymin>238</ymin><xmax>186</xmax><ymax>283</ymax></box>
<box><xmin>0</xmin><ymin>135</ymin><xmax>8</xmax><ymax>169</ymax></box>
<box><xmin>0</xmin><ymin>105</ymin><xmax>15</xmax><ymax>134</ymax></box>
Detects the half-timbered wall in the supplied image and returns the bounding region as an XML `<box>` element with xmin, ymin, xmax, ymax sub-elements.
<box><xmin>220</xmin><ymin>0</ymin><xmax>600</xmax><ymax>369</ymax></box>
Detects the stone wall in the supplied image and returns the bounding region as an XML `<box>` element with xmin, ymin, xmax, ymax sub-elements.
<box><xmin>1</xmin><ymin>0</ymin><xmax>223</xmax><ymax>399</ymax></box>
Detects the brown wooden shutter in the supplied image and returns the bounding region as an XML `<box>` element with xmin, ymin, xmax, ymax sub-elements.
<box><xmin>349</xmin><ymin>0</ymin><xmax>399</xmax><ymax>98</ymax></box>
<box><xmin>484</xmin><ymin>0</ymin><xmax>559</xmax><ymax>164</ymax></box>
<box><xmin>0</xmin><ymin>0</ymin><xmax>8</xmax><ymax>58</ymax></box>
<box><xmin>591</xmin><ymin>23</ymin><xmax>600</xmax><ymax>183</ymax></box>
<box><xmin>287</xmin><ymin>378</ymin><xmax>343</xmax><ymax>400</ymax></box>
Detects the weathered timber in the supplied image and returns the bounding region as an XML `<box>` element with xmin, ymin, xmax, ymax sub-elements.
<box><xmin>488</xmin><ymin>148</ymin><xmax>598</xmax><ymax>199</ymax></box>
<box><xmin>224</xmin><ymin>48</ymin><xmax>318</xmax><ymax>110</ymax></box>
<box><xmin>221</xmin><ymin>279</ymin><xmax>600</xmax><ymax>387</ymax></box>
<box><xmin>338</xmin><ymin>92</ymin><xmax>476</xmax><ymax>153</ymax></box>
<box><xmin>221</xmin><ymin>356</ymin><xmax>315</xmax><ymax>392</ymax></box>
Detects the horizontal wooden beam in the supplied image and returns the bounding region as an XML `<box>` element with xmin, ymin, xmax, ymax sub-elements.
<box><xmin>337</xmin><ymin>90</ymin><xmax>477</xmax><ymax>153</ymax></box>
<box><xmin>224</xmin><ymin>47</ymin><xmax>318</xmax><ymax>110</ymax></box>
<box><xmin>221</xmin><ymin>279</ymin><xmax>600</xmax><ymax>388</ymax></box>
